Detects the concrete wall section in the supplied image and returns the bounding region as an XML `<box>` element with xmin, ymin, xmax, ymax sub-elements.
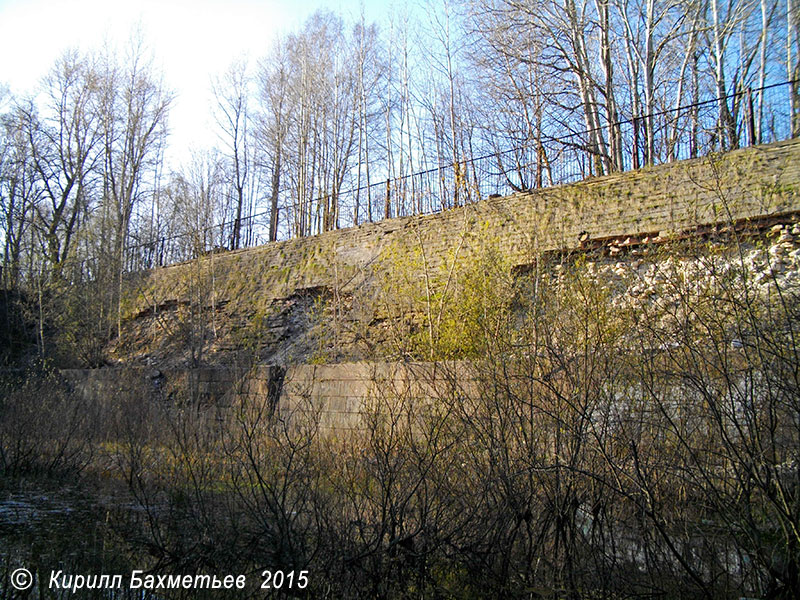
<box><xmin>61</xmin><ymin>362</ymin><xmax>475</xmax><ymax>433</ymax></box>
<box><xmin>278</xmin><ymin>362</ymin><xmax>475</xmax><ymax>432</ymax></box>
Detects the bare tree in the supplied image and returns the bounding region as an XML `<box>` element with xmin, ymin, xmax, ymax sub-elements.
<box><xmin>1</xmin><ymin>105</ymin><xmax>40</xmax><ymax>289</ymax></box>
<box><xmin>21</xmin><ymin>50</ymin><xmax>102</xmax><ymax>277</ymax></box>
<box><xmin>257</xmin><ymin>39</ymin><xmax>293</xmax><ymax>243</ymax></box>
<box><xmin>213</xmin><ymin>59</ymin><xmax>251</xmax><ymax>250</ymax></box>
<box><xmin>789</xmin><ymin>0</ymin><xmax>800</xmax><ymax>136</ymax></box>
<box><xmin>257</xmin><ymin>12</ymin><xmax>364</xmax><ymax>237</ymax></box>
<box><xmin>353</xmin><ymin>14</ymin><xmax>386</xmax><ymax>224</ymax></box>
<box><xmin>98</xmin><ymin>37</ymin><xmax>171</xmax><ymax>335</ymax></box>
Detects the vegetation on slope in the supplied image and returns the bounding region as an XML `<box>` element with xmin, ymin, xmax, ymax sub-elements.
<box><xmin>2</xmin><ymin>223</ymin><xmax>799</xmax><ymax>598</ymax></box>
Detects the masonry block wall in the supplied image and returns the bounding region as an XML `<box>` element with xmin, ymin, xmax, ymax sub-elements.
<box><xmin>62</xmin><ymin>363</ymin><xmax>476</xmax><ymax>432</ymax></box>
<box><xmin>276</xmin><ymin>362</ymin><xmax>481</xmax><ymax>432</ymax></box>
<box><xmin>87</xmin><ymin>139</ymin><xmax>800</xmax><ymax>429</ymax></box>
<box><xmin>61</xmin><ymin>140</ymin><xmax>800</xmax><ymax>430</ymax></box>
<box><xmin>122</xmin><ymin>141</ymin><xmax>798</xmax><ymax>306</ymax></box>
<box><xmin>101</xmin><ymin>138</ymin><xmax>800</xmax><ymax>373</ymax></box>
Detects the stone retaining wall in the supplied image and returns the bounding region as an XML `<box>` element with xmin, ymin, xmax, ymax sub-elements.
<box><xmin>121</xmin><ymin>140</ymin><xmax>800</xmax><ymax>322</ymax></box>
<box><xmin>61</xmin><ymin>362</ymin><xmax>474</xmax><ymax>433</ymax></box>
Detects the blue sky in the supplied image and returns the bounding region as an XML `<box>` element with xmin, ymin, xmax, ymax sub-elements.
<box><xmin>0</xmin><ymin>0</ymin><xmax>400</xmax><ymax>166</ymax></box>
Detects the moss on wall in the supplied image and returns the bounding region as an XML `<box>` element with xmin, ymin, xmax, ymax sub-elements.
<box><xmin>113</xmin><ymin>139</ymin><xmax>800</xmax><ymax>366</ymax></box>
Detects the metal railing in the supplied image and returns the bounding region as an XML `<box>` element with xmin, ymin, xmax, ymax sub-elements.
<box><xmin>124</xmin><ymin>79</ymin><xmax>798</xmax><ymax>271</ymax></box>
